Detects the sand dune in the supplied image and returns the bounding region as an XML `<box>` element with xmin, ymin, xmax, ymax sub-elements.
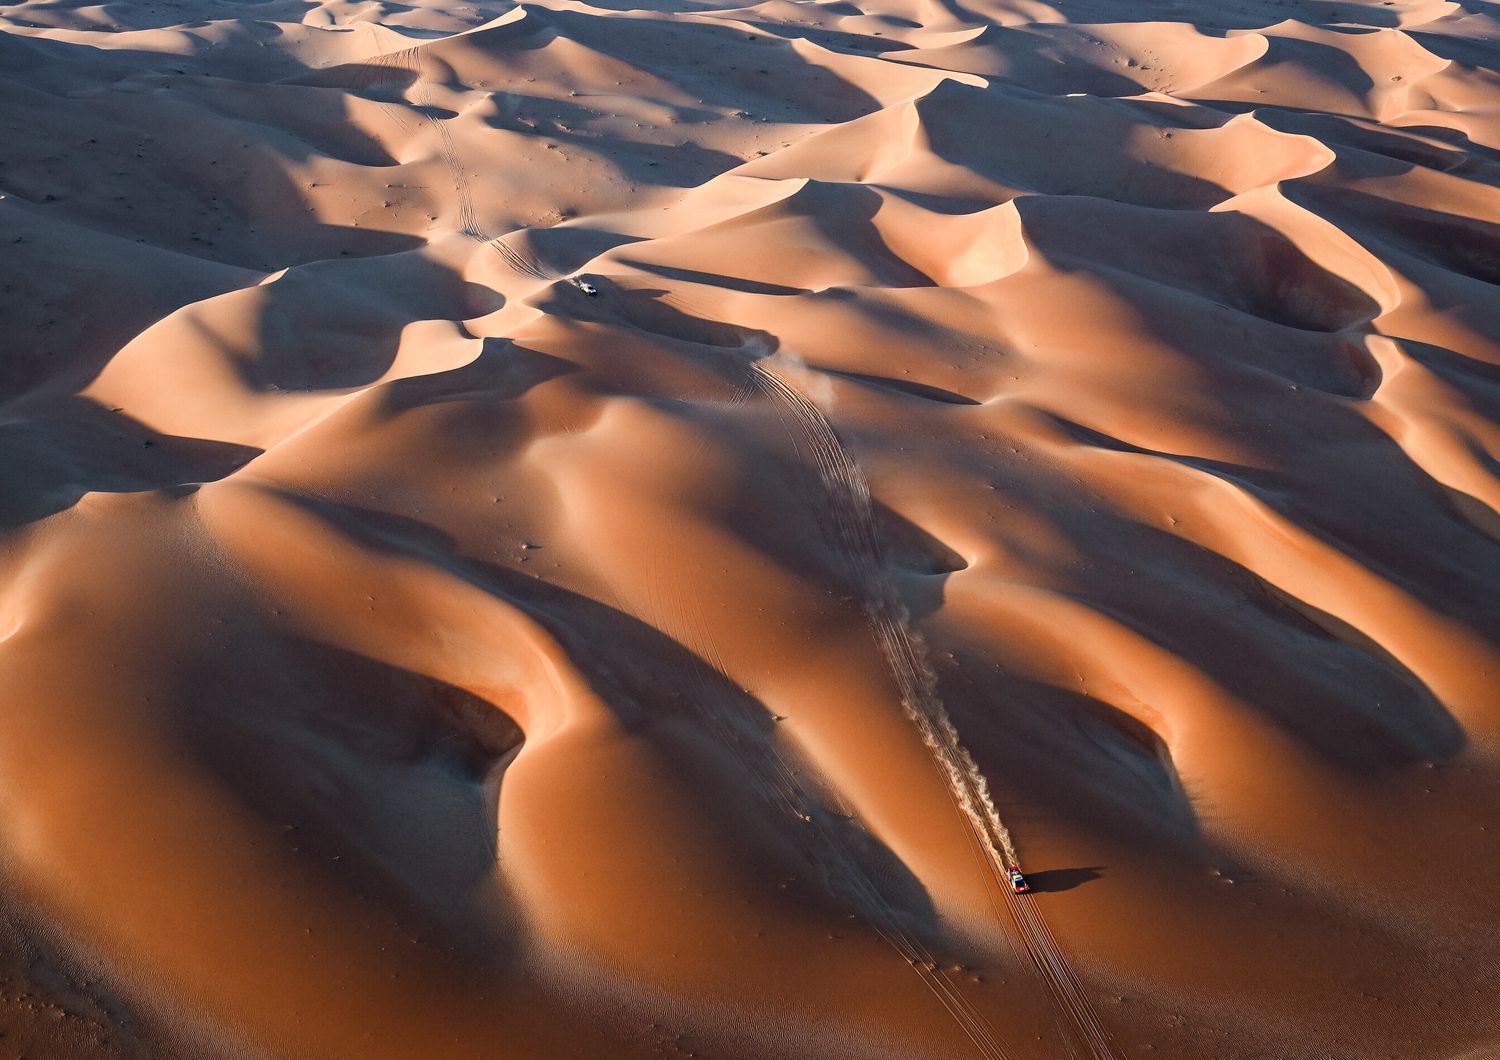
<box><xmin>2</xmin><ymin>0</ymin><xmax>1499</xmax><ymax>1055</ymax></box>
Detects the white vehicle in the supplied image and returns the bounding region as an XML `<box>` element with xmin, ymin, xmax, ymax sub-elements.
<box><xmin>574</xmin><ymin>278</ymin><xmax>599</xmax><ymax>296</ymax></box>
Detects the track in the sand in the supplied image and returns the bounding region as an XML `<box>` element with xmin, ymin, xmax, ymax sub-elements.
<box><xmin>594</xmin><ymin>364</ymin><xmax>1013</xmax><ymax>1060</ymax></box>
<box><xmin>347</xmin><ymin>28</ymin><xmax>1120</xmax><ymax>1051</ymax></box>
<box><xmin>753</xmin><ymin>362</ymin><xmax>1121</xmax><ymax>1060</ymax></box>
<box><xmin>355</xmin><ymin>30</ymin><xmax>487</xmax><ymax>243</ymax></box>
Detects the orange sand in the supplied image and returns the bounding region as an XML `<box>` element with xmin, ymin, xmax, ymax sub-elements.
<box><xmin>1</xmin><ymin>0</ymin><xmax>1499</xmax><ymax>1055</ymax></box>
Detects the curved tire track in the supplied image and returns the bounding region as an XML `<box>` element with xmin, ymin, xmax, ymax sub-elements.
<box><xmin>356</xmin><ymin>33</ymin><xmax>486</xmax><ymax>243</ymax></box>
<box><xmin>752</xmin><ymin>361</ymin><xmax>1121</xmax><ymax>1060</ymax></box>
<box><xmin>612</xmin><ymin>408</ymin><xmax>1014</xmax><ymax>1060</ymax></box>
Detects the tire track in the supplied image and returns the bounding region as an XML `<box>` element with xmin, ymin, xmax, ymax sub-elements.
<box><xmin>352</xmin><ymin>36</ymin><xmax>481</xmax><ymax>243</ymax></box>
<box><xmin>605</xmin><ymin>403</ymin><xmax>1013</xmax><ymax>1060</ymax></box>
<box><xmin>1008</xmin><ymin>886</ymin><xmax>1117</xmax><ymax>1060</ymax></box>
<box><xmin>406</xmin><ymin>49</ymin><xmax>488</xmax><ymax>242</ymax></box>
<box><xmin>353</xmin><ymin>38</ymin><xmax>485</xmax><ymax>242</ymax></box>
<box><xmin>359</xmin><ymin>33</ymin><xmax>560</xmax><ymax>269</ymax></box>
<box><xmin>750</xmin><ymin>360</ymin><xmax>1121</xmax><ymax>1060</ymax></box>
<box><xmin>490</xmin><ymin>232</ymin><xmax>552</xmax><ymax>281</ymax></box>
<box><xmin>380</xmin><ymin>47</ymin><xmax>419</xmax><ymax>132</ymax></box>
<box><xmin>676</xmin><ymin>592</ymin><xmax>1011</xmax><ymax>1060</ymax></box>
<box><xmin>356</xmin><ymin>26</ymin><xmax>415</xmax><ymax>130</ymax></box>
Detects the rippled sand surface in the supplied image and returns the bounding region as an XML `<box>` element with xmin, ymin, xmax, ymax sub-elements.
<box><xmin>2</xmin><ymin>0</ymin><xmax>1499</xmax><ymax>1055</ymax></box>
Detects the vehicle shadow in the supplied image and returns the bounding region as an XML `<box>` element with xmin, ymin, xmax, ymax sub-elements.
<box><xmin>1026</xmin><ymin>867</ymin><xmax>1106</xmax><ymax>893</ymax></box>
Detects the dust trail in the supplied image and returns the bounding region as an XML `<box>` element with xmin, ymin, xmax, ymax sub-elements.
<box><xmin>673</xmin><ymin>591</ymin><xmax>1013</xmax><ymax>1060</ymax></box>
<box><xmin>751</xmin><ymin>360</ymin><xmax>1120</xmax><ymax>1060</ymax></box>
<box><xmin>751</xmin><ymin>363</ymin><xmax>1018</xmax><ymax>863</ymax></box>
<box><xmin>597</xmin><ymin>400</ymin><xmax>1013</xmax><ymax>1060</ymax></box>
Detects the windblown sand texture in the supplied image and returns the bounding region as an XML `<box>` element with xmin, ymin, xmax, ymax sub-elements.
<box><xmin>2</xmin><ymin>0</ymin><xmax>1500</xmax><ymax>1054</ymax></box>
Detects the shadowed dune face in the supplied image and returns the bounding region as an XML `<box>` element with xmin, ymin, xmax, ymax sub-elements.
<box><xmin>2</xmin><ymin>0</ymin><xmax>1500</xmax><ymax>1056</ymax></box>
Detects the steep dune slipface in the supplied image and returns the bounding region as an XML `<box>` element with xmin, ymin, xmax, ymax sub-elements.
<box><xmin>2</xmin><ymin>0</ymin><xmax>1499</xmax><ymax>1056</ymax></box>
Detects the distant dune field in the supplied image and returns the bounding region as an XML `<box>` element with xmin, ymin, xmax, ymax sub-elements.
<box><xmin>1</xmin><ymin>0</ymin><xmax>1498</xmax><ymax>1055</ymax></box>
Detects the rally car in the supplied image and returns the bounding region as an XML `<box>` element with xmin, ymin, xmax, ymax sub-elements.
<box><xmin>1008</xmin><ymin>867</ymin><xmax>1031</xmax><ymax>894</ymax></box>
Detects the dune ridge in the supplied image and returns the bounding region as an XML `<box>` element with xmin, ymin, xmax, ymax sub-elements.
<box><xmin>2</xmin><ymin>0</ymin><xmax>1500</xmax><ymax>1055</ymax></box>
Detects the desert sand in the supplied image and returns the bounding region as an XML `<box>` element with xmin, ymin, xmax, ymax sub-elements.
<box><xmin>2</xmin><ymin>0</ymin><xmax>1499</xmax><ymax>1054</ymax></box>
